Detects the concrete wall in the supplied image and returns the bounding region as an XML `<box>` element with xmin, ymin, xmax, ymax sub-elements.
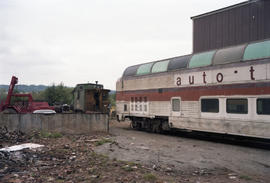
<box><xmin>0</xmin><ymin>113</ymin><xmax>109</xmax><ymax>134</ymax></box>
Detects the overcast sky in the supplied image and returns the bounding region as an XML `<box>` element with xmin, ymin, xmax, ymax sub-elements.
<box><xmin>0</xmin><ymin>0</ymin><xmax>243</xmax><ymax>89</ymax></box>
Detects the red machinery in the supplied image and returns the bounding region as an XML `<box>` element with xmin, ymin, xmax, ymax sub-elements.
<box><xmin>0</xmin><ymin>76</ymin><xmax>54</xmax><ymax>113</ymax></box>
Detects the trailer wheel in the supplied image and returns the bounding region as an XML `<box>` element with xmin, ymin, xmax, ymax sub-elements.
<box><xmin>1</xmin><ymin>108</ymin><xmax>17</xmax><ymax>114</ymax></box>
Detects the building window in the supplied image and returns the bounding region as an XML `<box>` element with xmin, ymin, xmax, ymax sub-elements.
<box><xmin>124</xmin><ymin>104</ymin><xmax>127</xmax><ymax>111</ymax></box>
<box><xmin>131</xmin><ymin>97</ymin><xmax>134</xmax><ymax>102</ymax></box>
<box><xmin>144</xmin><ymin>105</ymin><xmax>147</xmax><ymax>112</ymax></box>
<box><xmin>131</xmin><ymin>104</ymin><xmax>134</xmax><ymax>111</ymax></box>
<box><xmin>201</xmin><ymin>99</ymin><xmax>219</xmax><ymax>113</ymax></box>
<box><xmin>226</xmin><ymin>99</ymin><xmax>248</xmax><ymax>114</ymax></box>
<box><xmin>172</xmin><ymin>99</ymin><xmax>180</xmax><ymax>112</ymax></box>
<box><xmin>257</xmin><ymin>98</ymin><xmax>270</xmax><ymax>115</ymax></box>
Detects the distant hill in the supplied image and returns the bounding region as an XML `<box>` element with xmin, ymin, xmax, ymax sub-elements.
<box><xmin>0</xmin><ymin>84</ymin><xmax>48</xmax><ymax>92</ymax></box>
<box><xmin>109</xmin><ymin>90</ymin><xmax>116</xmax><ymax>94</ymax></box>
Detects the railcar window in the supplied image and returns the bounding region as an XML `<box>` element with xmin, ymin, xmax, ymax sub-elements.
<box><xmin>136</xmin><ymin>63</ymin><xmax>153</xmax><ymax>75</ymax></box>
<box><xmin>213</xmin><ymin>44</ymin><xmax>245</xmax><ymax>65</ymax></box>
<box><xmin>257</xmin><ymin>98</ymin><xmax>270</xmax><ymax>115</ymax></box>
<box><xmin>151</xmin><ymin>60</ymin><xmax>169</xmax><ymax>73</ymax></box>
<box><xmin>201</xmin><ymin>99</ymin><xmax>219</xmax><ymax>113</ymax></box>
<box><xmin>167</xmin><ymin>55</ymin><xmax>191</xmax><ymax>71</ymax></box>
<box><xmin>189</xmin><ymin>50</ymin><xmax>215</xmax><ymax>68</ymax></box>
<box><xmin>243</xmin><ymin>40</ymin><xmax>270</xmax><ymax>61</ymax></box>
<box><xmin>172</xmin><ymin>99</ymin><xmax>180</xmax><ymax>112</ymax></box>
<box><xmin>226</xmin><ymin>99</ymin><xmax>248</xmax><ymax>114</ymax></box>
<box><xmin>144</xmin><ymin>97</ymin><xmax>147</xmax><ymax>102</ymax></box>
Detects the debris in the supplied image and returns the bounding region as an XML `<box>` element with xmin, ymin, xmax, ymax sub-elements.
<box><xmin>229</xmin><ymin>176</ymin><xmax>237</xmax><ymax>179</ymax></box>
<box><xmin>87</xmin><ymin>139</ymin><xmax>100</xmax><ymax>142</ymax></box>
<box><xmin>0</xmin><ymin>127</ymin><xmax>26</xmax><ymax>144</ymax></box>
<box><xmin>136</xmin><ymin>146</ymin><xmax>150</xmax><ymax>150</ymax></box>
<box><xmin>0</xmin><ymin>143</ymin><xmax>44</xmax><ymax>152</ymax></box>
<box><xmin>69</xmin><ymin>156</ymin><xmax>76</xmax><ymax>161</ymax></box>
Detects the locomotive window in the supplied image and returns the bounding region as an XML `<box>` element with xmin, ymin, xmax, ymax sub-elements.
<box><xmin>124</xmin><ymin>104</ymin><xmax>127</xmax><ymax>111</ymax></box>
<box><xmin>201</xmin><ymin>99</ymin><xmax>219</xmax><ymax>113</ymax></box>
<box><xmin>257</xmin><ymin>98</ymin><xmax>270</xmax><ymax>115</ymax></box>
<box><xmin>172</xmin><ymin>99</ymin><xmax>180</xmax><ymax>112</ymax></box>
<box><xmin>226</xmin><ymin>99</ymin><xmax>248</xmax><ymax>114</ymax></box>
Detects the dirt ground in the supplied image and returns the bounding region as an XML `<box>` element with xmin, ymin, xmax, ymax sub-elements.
<box><xmin>95</xmin><ymin>120</ymin><xmax>270</xmax><ymax>183</ymax></box>
<box><xmin>0</xmin><ymin>121</ymin><xmax>269</xmax><ymax>183</ymax></box>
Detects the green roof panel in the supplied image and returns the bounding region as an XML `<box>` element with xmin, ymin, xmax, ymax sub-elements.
<box><xmin>189</xmin><ymin>51</ymin><xmax>215</xmax><ymax>68</ymax></box>
<box><xmin>151</xmin><ymin>60</ymin><xmax>169</xmax><ymax>73</ymax></box>
<box><xmin>136</xmin><ymin>63</ymin><xmax>153</xmax><ymax>75</ymax></box>
<box><xmin>243</xmin><ymin>40</ymin><xmax>270</xmax><ymax>61</ymax></box>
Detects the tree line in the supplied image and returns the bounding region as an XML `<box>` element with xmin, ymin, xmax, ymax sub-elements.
<box><xmin>0</xmin><ymin>83</ymin><xmax>74</xmax><ymax>106</ymax></box>
<box><xmin>0</xmin><ymin>83</ymin><xmax>116</xmax><ymax>107</ymax></box>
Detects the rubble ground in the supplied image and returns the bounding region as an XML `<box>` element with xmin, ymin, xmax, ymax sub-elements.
<box><xmin>0</xmin><ymin>123</ymin><xmax>269</xmax><ymax>183</ymax></box>
<box><xmin>0</xmin><ymin>130</ymin><xmax>170</xmax><ymax>183</ymax></box>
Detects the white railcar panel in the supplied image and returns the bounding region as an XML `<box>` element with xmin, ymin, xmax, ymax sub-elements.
<box><xmin>149</xmin><ymin>101</ymin><xmax>170</xmax><ymax>117</ymax></box>
<box><xmin>181</xmin><ymin>101</ymin><xmax>200</xmax><ymax>118</ymax></box>
<box><xmin>169</xmin><ymin>117</ymin><xmax>270</xmax><ymax>139</ymax></box>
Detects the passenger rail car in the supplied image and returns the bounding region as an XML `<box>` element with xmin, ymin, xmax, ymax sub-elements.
<box><xmin>116</xmin><ymin>39</ymin><xmax>270</xmax><ymax>139</ymax></box>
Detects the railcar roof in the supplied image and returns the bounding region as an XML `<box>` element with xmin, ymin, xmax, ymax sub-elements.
<box><xmin>122</xmin><ymin>39</ymin><xmax>270</xmax><ymax>78</ymax></box>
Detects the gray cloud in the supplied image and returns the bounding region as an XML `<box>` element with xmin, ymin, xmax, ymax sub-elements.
<box><xmin>0</xmin><ymin>0</ymin><xmax>243</xmax><ymax>89</ymax></box>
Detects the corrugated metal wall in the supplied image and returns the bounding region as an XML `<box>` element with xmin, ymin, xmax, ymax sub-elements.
<box><xmin>192</xmin><ymin>0</ymin><xmax>270</xmax><ymax>53</ymax></box>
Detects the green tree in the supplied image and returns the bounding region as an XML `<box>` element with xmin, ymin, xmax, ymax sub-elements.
<box><xmin>43</xmin><ymin>83</ymin><xmax>73</xmax><ymax>105</ymax></box>
<box><xmin>32</xmin><ymin>91</ymin><xmax>45</xmax><ymax>101</ymax></box>
<box><xmin>109</xmin><ymin>92</ymin><xmax>116</xmax><ymax>107</ymax></box>
<box><xmin>0</xmin><ymin>88</ymin><xmax>7</xmax><ymax>103</ymax></box>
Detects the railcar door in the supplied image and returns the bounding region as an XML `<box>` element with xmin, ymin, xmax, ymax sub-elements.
<box><xmin>142</xmin><ymin>96</ymin><xmax>149</xmax><ymax>116</ymax></box>
<box><xmin>171</xmin><ymin>97</ymin><xmax>181</xmax><ymax>116</ymax></box>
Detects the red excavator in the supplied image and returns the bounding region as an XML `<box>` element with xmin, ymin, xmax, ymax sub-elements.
<box><xmin>0</xmin><ymin>76</ymin><xmax>55</xmax><ymax>114</ymax></box>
